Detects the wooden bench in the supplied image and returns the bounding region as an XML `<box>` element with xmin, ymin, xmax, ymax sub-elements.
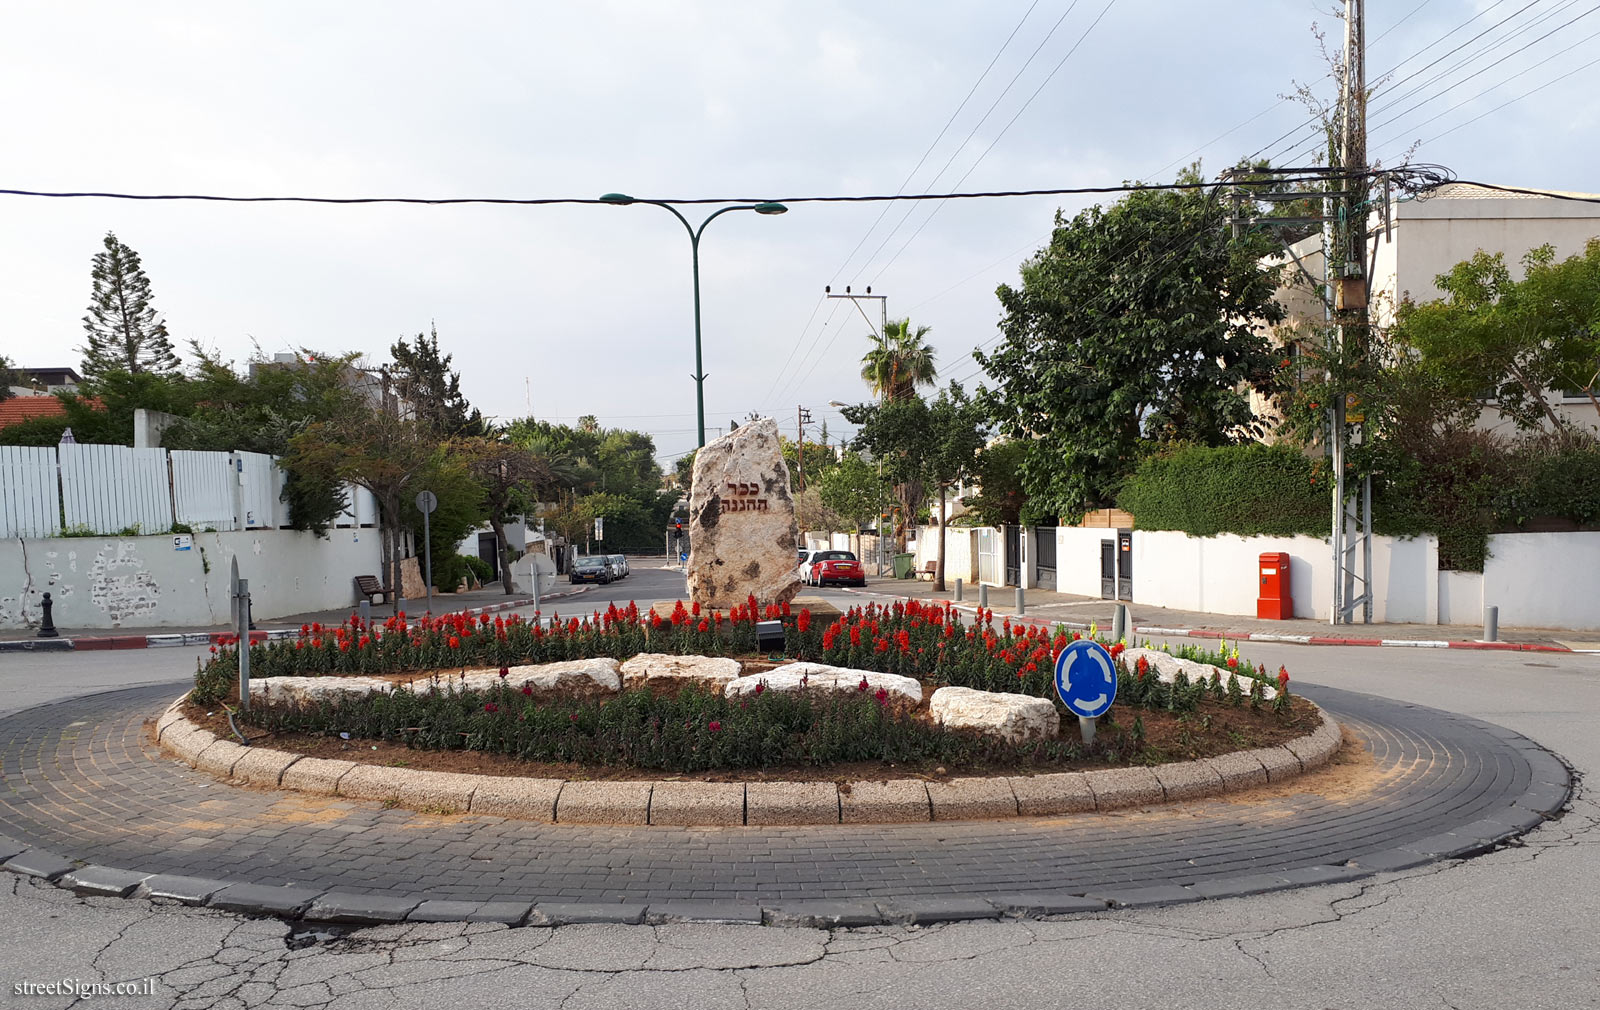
<box><xmin>916</xmin><ymin>561</ymin><xmax>937</xmax><ymax>581</ymax></box>
<box><xmin>354</xmin><ymin>575</ymin><xmax>395</xmax><ymax>604</ymax></box>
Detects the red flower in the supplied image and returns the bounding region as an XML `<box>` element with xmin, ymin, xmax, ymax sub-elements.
<box><xmin>849</xmin><ymin>626</ymin><xmax>862</xmax><ymax>647</ymax></box>
<box><xmin>209</xmin><ymin>645</ymin><xmax>217</xmax><ymax>654</ymax></box>
<box><xmin>1278</xmin><ymin>667</ymin><xmax>1290</xmax><ymax>689</ymax></box>
<box><xmin>358</xmin><ymin>635</ymin><xmax>370</xmax><ymax>648</ymax></box>
<box><xmin>569</xmin><ymin>712</ymin><xmax>579</xmax><ymax>723</ymax></box>
<box><xmin>691</xmin><ymin>600</ymin><xmax>702</xmax><ymax>617</ymax></box>
<box><xmin>1108</xmin><ymin>642</ymin><xmax>1124</xmax><ymax>658</ymax></box>
<box><xmin>311</xmin><ymin>622</ymin><xmax>323</xmax><ymax>633</ymax></box>
<box><xmin>754</xmin><ymin>681</ymin><xmax>766</xmax><ymax>695</ymax></box>
<box><xmin>484</xmin><ymin>702</ymin><xmax>499</xmax><ymax>713</ymax></box>
<box><xmin>708</xmin><ymin>720</ymin><xmax>722</xmax><ymax>732</ymax></box>
<box><xmin>796</xmin><ymin>609</ymin><xmax>811</xmax><ymax>633</ymax></box>
<box><xmin>448</xmin><ymin>636</ymin><xmax>460</xmax><ymax>649</ymax></box>
<box><xmin>499</xmin><ymin>666</ymin><xmax>509</xmax><ymax>679</ymax></box>
<box><xmin>522</xmin><ymin>684</ymin><xmax>533</xmax><ymax>695</ymax></box>
<box><xmin>1226</xmin><ymin>656</ymin><xmax>1239</xmax><ymax>670</ymax></box>
<box><xmin>311</xmin><ymin>638</ymin><xmax>322</xmax><ymax>648</ymax></box>
<box><xmin>1136</xmin><ymin>655</ymin><xmax>1150</xmax><ymax>680</ymax></box>
<box><xmin>697</xmin><ymin>619</ymin><xmax>710</xmax><ymax>633</ymax></box>
<box><xmin>857</xmin><ymin>677</ymin><xmax>869</xmax><ymax>692</ymax></box>
<box><xmin>338</xmin><ymin>639</ymin><xmax>350</xmax><ymax>652</ymax></box>
<box><xmin>874</xmin><ymin>687</ymin><xmax>888</xmax><ymax>704</ymax></box>
<box><xmin>300</xmin><ymin>624</ymin><xmax>310</xmax><ymax>636</ymax></box>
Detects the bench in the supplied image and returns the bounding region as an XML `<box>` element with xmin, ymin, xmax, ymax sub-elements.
<box><xmin>354</xmin><ymin>575</ymin><xmax>395</xmax><ymax>604</ymax></box>
<box><xmin>916</xmin><ymin>561</ymin><xmax>937</xmax><ymax>581</ymax></box>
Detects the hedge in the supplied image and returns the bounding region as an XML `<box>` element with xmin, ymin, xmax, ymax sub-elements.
<box><xmin>1116</xmin><ymin>444</ymin><xmax>1328</xmax><ymax>537</ymax></box>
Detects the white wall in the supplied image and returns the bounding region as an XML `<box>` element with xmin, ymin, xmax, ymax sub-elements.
<box><xmin>1438</xmin><ymin>570</ymin><xmax>1484</xmax><ymax>626</ymax></box>
<box><xmin>0</xmin><ymin>528</ymin><xmax>382</xmax><ymax>630</ymax></box>
<box><xmin>1130</xmin><ymin>531</ymin><xmax>1438</xmax><ymax>624</ymax></box>
<box><xmin>1482</xmin><ymin>532</ymin><xmax>1600</xmax><ymax>631</ymax></box>
<box><xmin>1055</xmin><ymin>527</ymin><xmax>1115</xmax><ymax>598</ymax></box>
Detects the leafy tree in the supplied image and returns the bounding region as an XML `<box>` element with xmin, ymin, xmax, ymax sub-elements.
<box><xmin>794</xmin><ymin>485</ymin><xmax>843</xmax><ymax>534</ymax></box>
<box><xmin>977</xmin><ymin>173</ymin><xmax>1286</xmax><ymax>520</ymax></box>
<box><xmin>283</xmin><ymin>405</ymin><xmax>446</xmax><ymax>605</ymax></box>
<box><xmin>1395</xmin><ymin>240</ymin><xmax>1600</xmax><ymax>430</ymax></box>
<box><xmin>818</xmin><ymin>452</ymin><xmax>885</xmax><ymax>533</ymax></box>
<box><xmin>80</xmin><ymin>232</ymin><xmax>180</xmax><ymax>380</ymax></box>
<box><xmin>457</xmin><ymin>434</ymin><xmax>557</xmax><ymax>593</ymax></box>
<box><xmin>960</xmin><ymin>440</ymin><xmax>1031</xmax><ymax>527</ymax></box>
<box><xmin>389</xmin><ymin>325</ymin><xmax>486</xmax><ymax>437</ymax></box>
<box><xmin>674</xmin><ymin>449</ymin><xmax>697</xmax><ymax>490</ymax></box>
<box><xmin>0</xmin><ymin>355</ymin><xmax>18</xmax><ymax>400</ymax></box>
<box><xmin>780</xmin><ymin>435</ymin><xmax>838</xmax><ymax>490</ymax></box>
<box><xmin>860</xmin><ymin>317</ymin><xmax>938</xmax><ymax>402</ymax></box>
<box><xmin>402</xmin><ymin>449</ymin><xmax>487</xmax><ymax>592</ymax></box>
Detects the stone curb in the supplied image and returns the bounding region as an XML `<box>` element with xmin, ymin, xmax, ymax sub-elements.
<box><xmin>158</xmin><ymin>695</ymin><xmax>1347</xmax><ymax>826</ymax></box>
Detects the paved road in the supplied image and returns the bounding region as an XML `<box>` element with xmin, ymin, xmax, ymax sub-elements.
<box><xmin>0</xmin><ymin>607</ymin><xmax>1595</xmax><ymax>1008</ymax></box>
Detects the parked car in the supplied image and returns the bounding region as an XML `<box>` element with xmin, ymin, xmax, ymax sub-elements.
<box><xmin>797</xmin><ymin>549</ymin><xmax>822</xmax><ymax>584</ymax></box>
<box><xmin>607</xmin><ymin>554</ymin><xmax>629</xmax><ymax>579</ymax></box>
<box><xmin>808</xmin><ymin>550</ymin><xmax>866</xmax><ymax>587</ymax></box>
<box><xmin>570</xmin><ymin>555</ymin><xmax>612</xmax><ymax>585</ymax></box>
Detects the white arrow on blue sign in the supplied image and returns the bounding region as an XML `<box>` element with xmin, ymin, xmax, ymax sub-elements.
<box><xmin>1054</xmin><ymin>639</ymin><xmax>1118</xmax><ymax>719</ymax></box>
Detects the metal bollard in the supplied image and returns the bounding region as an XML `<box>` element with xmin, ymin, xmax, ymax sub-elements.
<box><xmin>1015</xmin><ymin>586</ymin><xmax>1025</xmax><ymax>616</ymax></box>
<box><xmin>1112</xmin><ymin>603</ymin><xmax>1128</xmax><ymax>644</ymax></box>
<box><xmin>978</xmin><ymin>583</ymin><xmax>989</xmax><ymax>610</ymax></box>
<box><xmin>358</xmin><ymin>599</ymin><xmax>371</xmax><ymax>628</ymax></box>
<box><xmin>953</xmin><ymin>578</ymin><xmax>963</xmax><ymax>602</ymax></box>
<box><xmin>1483</xmin><ymin>605</ymin><xmax>1499</xmax><ymax>643</ymax></box>
<box><xmin>37</xmin><ymin>592</ymin><xmax>59</xmax><ymax>638</ymax></box>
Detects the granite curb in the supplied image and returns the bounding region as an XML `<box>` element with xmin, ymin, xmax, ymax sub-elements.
<box><xmin>157</xmin><ymin>697</ymin><xmax>1346</xmax><ymax>826</ymax></box>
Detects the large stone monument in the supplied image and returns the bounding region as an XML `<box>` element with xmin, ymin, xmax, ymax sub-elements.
<box><xmin>686</xmin><ymin>417</ymin><xmax>801</xmax><ymax>609</ymax></box>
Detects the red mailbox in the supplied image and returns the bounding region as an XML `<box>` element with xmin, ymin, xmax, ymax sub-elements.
<box><xmin>1257</xmin><ymin>552</ymin><xmax>1292</xmax><ymax>620</ymax></box>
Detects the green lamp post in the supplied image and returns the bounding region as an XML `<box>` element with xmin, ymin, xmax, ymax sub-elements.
<box><xmin>599</xmin><ymin>193</ymin><xmax>787</xmax><ymax>447</ymax></box>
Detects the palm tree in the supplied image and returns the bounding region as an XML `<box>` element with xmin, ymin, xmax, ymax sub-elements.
<box><xmin>860</xmin><ymin>318</ymin><xmax>938</xmax><ymax>402</ymax></box>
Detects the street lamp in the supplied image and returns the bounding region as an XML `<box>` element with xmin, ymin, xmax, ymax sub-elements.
<box><xmin>599</xmin><ymin>193</ymin><xmax>788</xmax><ymax>448</ymax></box>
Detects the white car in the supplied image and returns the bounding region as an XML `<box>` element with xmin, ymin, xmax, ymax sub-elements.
<box><xmin>797</xmin><ymin>549</ymin><xmax>822</xmax><ymax>585</ymax></box>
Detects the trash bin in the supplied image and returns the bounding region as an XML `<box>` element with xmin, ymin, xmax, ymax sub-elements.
<box><xmin>893</xmin><ymin>553</ymin><xmax>916</xmax><ymax>579</ymax></box>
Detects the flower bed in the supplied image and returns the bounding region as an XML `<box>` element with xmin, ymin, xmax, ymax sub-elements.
<box><xmin>188</xmin><ymin>599</ymin><xmax>1315</xmax><ymax>776</ymax></box>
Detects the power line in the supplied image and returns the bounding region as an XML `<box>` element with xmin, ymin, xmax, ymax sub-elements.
<box><xmin>1416</xmin><ymin>55</ymin><xmax>1600</xmax><ymax>146</ymax></box>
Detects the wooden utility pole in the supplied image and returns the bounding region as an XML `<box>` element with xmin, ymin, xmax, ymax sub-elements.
<box><xmin>796</xmin><ymin>405</ymin><xmax>813</xmax><ymax>489</ymax></box>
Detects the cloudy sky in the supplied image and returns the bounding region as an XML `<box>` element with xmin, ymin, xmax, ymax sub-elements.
<box><xmin>3</xmin><ymin>0</ymin><xmax>1596</xmax><ymax>464</ymax></box>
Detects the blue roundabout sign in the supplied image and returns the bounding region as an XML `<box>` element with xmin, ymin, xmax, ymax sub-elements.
<box><xmin>1053</xmin><ymin>639</ymin><xmax>1118</xmax><ymax>719</ymax></box>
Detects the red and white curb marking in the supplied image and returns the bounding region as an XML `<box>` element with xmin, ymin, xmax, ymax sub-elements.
<box><xmin>0</xmin><ymin>587</ymin><xmax>592</xmax><ymax>653</ymax></box>
<box><xmin>834</xmin><ymin>586</ymin><xmax>1572</xmax><ymax>654</ymax></box>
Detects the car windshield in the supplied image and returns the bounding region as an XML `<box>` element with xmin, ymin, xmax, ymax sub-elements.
<box><xmin>816</xmin><ymin>551</ymin><xmax>856</xmax><ymax>562</ymax></box>
<box><xmin>575</xmin><ymin>558</ymin><xmax>605</xmax><ymax>569</ymax></box>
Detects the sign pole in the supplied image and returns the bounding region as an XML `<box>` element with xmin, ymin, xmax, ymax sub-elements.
<box><xmin>415</xmin><ymin>490</ymin><xmax>438</xmax><ymax>616</ymax></box>
<box><xmin>1078</xmin><ymin>715</ymin><xmax>1096</xmax><ymax>747</ymax></box>
<box><xmin>236</xmin><ymin>578</ymin><xmax>251</xmax><ymax>713</ymax></box>
<box><xmin>1055</xmin><ymin>638</ymin><xmax>1118</xmax><ymax>752</ymax></box>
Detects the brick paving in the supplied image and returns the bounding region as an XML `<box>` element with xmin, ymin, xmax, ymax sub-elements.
<box><xmin>0</xmin><ymin>682</ymin><xmax>1568</xmax><ymax>921</ymax></box>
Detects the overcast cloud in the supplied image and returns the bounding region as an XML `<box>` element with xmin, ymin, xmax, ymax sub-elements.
<box><xmin>2</xmin><ymin>1</ymin><xmax>1596</xmax><ymax>463</ymax></box>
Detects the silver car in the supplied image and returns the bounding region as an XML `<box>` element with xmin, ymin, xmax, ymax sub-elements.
<box><xmin>607</xmin><ymin>554</ymin><xmax>629</xmax><ymax>579</ymax></box>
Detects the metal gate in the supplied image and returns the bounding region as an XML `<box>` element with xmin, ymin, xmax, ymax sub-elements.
<box><xmin>1004</xmin><ymin>525</ymin><xmax>1021</xmax><ymax>586</ymax></box>
<box><xmin>1033</xmin><ymin>526</ymin><xmax>1057</xmax><ymax>590</ymax></box>
<box><xmin>976</xmin><ymin>527</ymin><xmax>1001</xmax><ymax>585</ymax></box>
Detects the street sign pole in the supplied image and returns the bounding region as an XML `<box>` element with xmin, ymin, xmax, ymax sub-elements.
<box><xmin>415</xmin><ymin>491</ymin><xmax>438</xmax><ymax>615</ymax></box>
<box><xmin>236</xmin><ymin>578</ymin><xmax>251</xmax><ymax>713</ymax></box>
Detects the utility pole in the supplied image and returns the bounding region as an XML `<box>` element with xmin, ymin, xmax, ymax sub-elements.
<box><xmin>1330</xmin><ymin>0</ymin><xmax>1373</xmax><ymax>625</ymax></box>
<box><xmin>824</xmin><ymin>285</ymin><xmax>888</xmax><ymax>339</ymax></box>
<box><xmin>796</xmin><ymin>405</ymin><xmax>814</xmax><ymax>490</ymax></box>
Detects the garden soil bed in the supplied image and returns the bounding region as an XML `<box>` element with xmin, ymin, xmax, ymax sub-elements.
<box><xmin>177</xmin><ymin>693</ymin><xmax>1324</xmax><ymax>784</ymax></box>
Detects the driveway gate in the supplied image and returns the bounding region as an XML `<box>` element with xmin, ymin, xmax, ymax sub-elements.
<box><xmin>1033</xmin><ymin>526</ymin><xmax>1057</xmax><ymax>590</ymax></box>
<box><xmin>976</xmin><ymin>527</ymin><xmax>1001</xmax><ymax>585</ymax></box>
<box><xmin>1004</xmin><ymin>525</ymin><xmax>1021</xmax><ymax>586</ymax></box>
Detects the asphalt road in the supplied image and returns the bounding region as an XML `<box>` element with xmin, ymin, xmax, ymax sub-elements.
<box><xmin>0</xmin><ymin>577</ymin><xmax>1596</xmax><ymax>1009</ymax></box>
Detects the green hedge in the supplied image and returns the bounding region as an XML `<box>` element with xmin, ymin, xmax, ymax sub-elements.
<box><xmin>1117</xmin><ymin>444</ymin><xmax>1328</xmax><ymax>537</ymax></box>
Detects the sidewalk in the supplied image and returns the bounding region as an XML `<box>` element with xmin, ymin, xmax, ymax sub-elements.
<box><xmin>837</xmin><ymin>577</ymin><xmax>1597</xmax><ymax>654</ymax></box>
<box><xmin>0</xmin><ymin>585</ymin><xmax>592</xmax><ymax>653</ymax></box>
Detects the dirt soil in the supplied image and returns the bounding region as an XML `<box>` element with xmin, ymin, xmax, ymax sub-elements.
<box><xmin>180</xmin><ymin>691</ymin><xmax>1324</xmax><ymax>785</ymax></box>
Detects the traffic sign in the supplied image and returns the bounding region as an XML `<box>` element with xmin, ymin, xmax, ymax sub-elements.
<box><xmin>414</xmin><ymin>490</ymin><xmax>438</xmax><ymax>514</ymax></box>
<box><xmin>679</xmin><ymin>551</ymin><xmax>688</xmax><ymax>563</ymax></box>
<box><xmin>1054</xmin><ymin>639</ymin><xmax>1118</xmax><ymax>719</ymax></box>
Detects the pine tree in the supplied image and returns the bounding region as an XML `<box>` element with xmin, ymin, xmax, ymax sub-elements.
<box><xmin>389</xmin><ymin>324</ymin><xmax>485</xmax><ymax>437</ymax></box>
<box><xmin>79</xmin><ymin>232</ymin><xmax>180</xmax><ymax>379</ymax></box>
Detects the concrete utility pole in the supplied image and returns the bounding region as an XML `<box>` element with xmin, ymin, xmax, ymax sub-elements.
<box><xmin>825</xmin><ymin>285</ymin><xmax>890</xmax><ymax>575</ymax></box>
<box><xmin>1330</xmin><ymin>0</ymin><xmax>1373</xmax><ymax>625</ymax></box>
<box><xmin>795</xmin><ymin>406</ymin><xmax>814</xmax><ymax>490</ymax></box>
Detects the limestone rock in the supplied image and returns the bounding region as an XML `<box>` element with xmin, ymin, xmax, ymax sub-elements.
<box><xmin>250</xmin><ymin>676</ymin><xmax>395</xmax><ymax>705</ymax></box>
<box><xmin>724</xmin><ymin>662</ymin><xmax>923</xmax><ymax>704</ymax></box>
<box><xmin>619</xmin><ymin>653</ymin><xmax>743</xmax><ymax>692</ymax></box>
<box><xmin>413</xmin><ymin>658</ymin><xmax>622</xmax><ymax>697</ymax></box>
<box><xmin>1123</xmin><ymin>647</ymin><xmax>1276</xmax><ymax>699</ymax></box>
<box><xmin>930</xmin><ymin>686</ymin><xmax>1060</xmax><ymax>742</ymax></box>
<box><xmin>686</xmin><ymin>417</ymin><xmax>801</xmax><ymax>609</ymax></box>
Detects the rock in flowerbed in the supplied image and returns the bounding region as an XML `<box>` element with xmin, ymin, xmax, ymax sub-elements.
<box><xmin>620</xmin><ymin>653</ymin><xmax>743</xmax><ymax>694</ymax></box>
<box><xmin>1122</xmin><ymin>647</ymin><xmax>1277</xmax><ymax>700</ymax></box>
<box><xmin>724</xmin><ymin>662</ymin><xmax>923</xmax><ymax>705</ymax></box>
<box><xmin>930</xmin><ymin>686</ymin><xmax>1060</xmax><ymax>743</ymax></box>
<box><xmin>250</xmin><ymin>676</ymin><xmax>395</xmax><ymax>705</ymax></box>
<box><xmin>422</xmin><ymin>658</ymin><xmax>622</xmax><ymax>698</ymax></box>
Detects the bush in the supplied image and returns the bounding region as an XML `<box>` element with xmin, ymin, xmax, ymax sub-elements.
<box><xmin>1117</xmin><ymin>444</ymin><xmax>1327</xmax><ymax>537</ymax></box>
<box><xmin>461</xmin><ymin>553</ymin><xmax>495</xmax><ymax>584</ymax></box>
<box><xmin>430</xmin><ymin>554</ymin><xmax>472</xmax><ymax>592</ymax></box>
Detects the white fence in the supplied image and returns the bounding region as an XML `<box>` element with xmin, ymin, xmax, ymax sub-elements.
<box><xmin>0</xmin><ymin>445</ymin><xmax>378</xmax><ymax>538</ymax></box>
<box><xmin>0</xmin><ymin>446</ymin><xmax>59</xmax><ymax>538</ymax></box>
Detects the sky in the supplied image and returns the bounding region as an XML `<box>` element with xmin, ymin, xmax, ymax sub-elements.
<box><xmin>2</xmin><ymin>0</ymin><xmax>1597</xmax><ymax>466</ymax></box>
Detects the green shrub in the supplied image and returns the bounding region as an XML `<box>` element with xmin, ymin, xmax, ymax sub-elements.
<box><xmin>430</xmin><ymin>554</ymin><xmax>472</xmax><ymax>591</ymax></box>
<box><xmin>461</xmin><ymin>553</ymin><xmax>495</xmax><ymax>584</ymax></box>
<box><xmin>1117</xmin><ymin>444</ymin><xmax>1327</xmax><ymax>537</ymax></box>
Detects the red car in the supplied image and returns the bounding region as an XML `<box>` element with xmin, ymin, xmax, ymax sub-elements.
<box><xmin>808</xmin><ymin>551</ymin><xmax>866</xmax><ymax>587</ymax></box>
